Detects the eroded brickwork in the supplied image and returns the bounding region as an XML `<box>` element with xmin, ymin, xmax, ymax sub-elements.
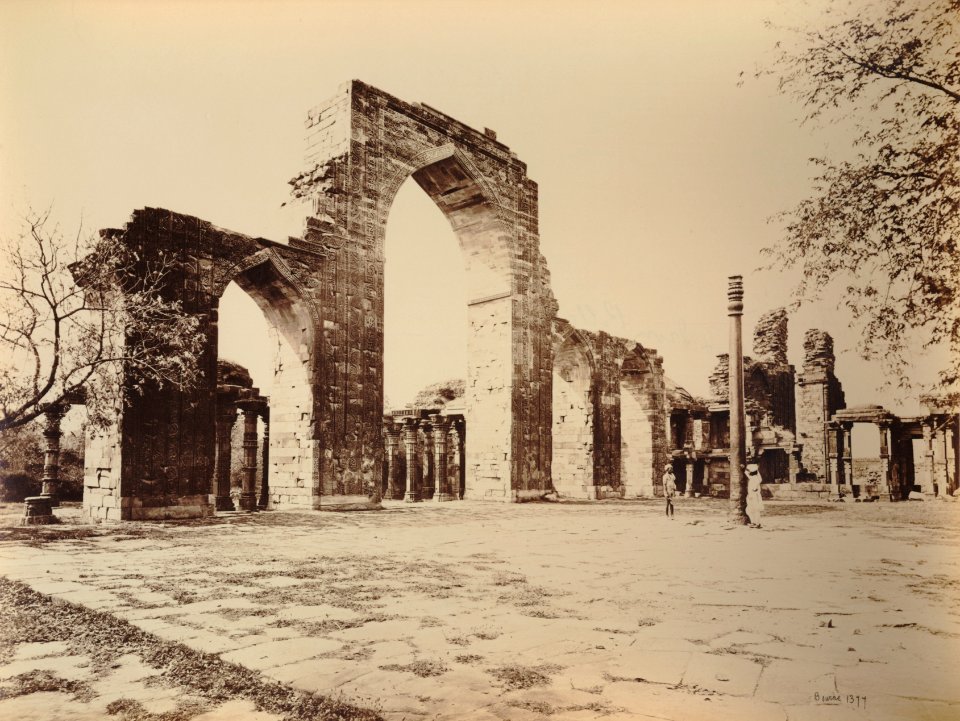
<box><xmin>796</xmin><ymin>329</ymin><xmax>846</xmax><ymax>481</ymax></box>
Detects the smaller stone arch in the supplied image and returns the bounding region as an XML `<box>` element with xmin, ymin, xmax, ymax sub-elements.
<box><xmin>218</xmin><ymin>251</ymin><xmax>322</xmax><ymax>509</ymax></box>
<box><xmin>619</xmin><ymin>346</ymin><xmax>663</xmax><ymax>498</ymax></box>
<box><xmin>551</xmin><ymin>332</ymin><xmax>597</xmax><ymax>498</ymax></box>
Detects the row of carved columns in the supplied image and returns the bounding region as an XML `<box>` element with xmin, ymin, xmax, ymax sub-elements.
<box><xmin>383</xmin><ymin>414</ymin><xmax>465</xmax><ymax>502</ymax></box>
<box><xmin>213</xmin><ymin>385</ymin><xmax>269</xmax><ymax>512</ymax></box>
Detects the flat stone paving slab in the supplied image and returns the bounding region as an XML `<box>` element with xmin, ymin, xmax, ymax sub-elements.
<box><xmin>2</xmin><ymin>499</ymin><xmax>960</xmax><ymax>720</ymax></box>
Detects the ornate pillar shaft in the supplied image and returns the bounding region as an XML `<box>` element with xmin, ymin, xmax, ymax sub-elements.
<box><xmin>403</xmin><ymin>419</ymin><xmax>420</xmax><ymax>502</ymax></box>
<box><xmin>420</xmin><ymin>422</ymin><xmax>434</xmax><ymax>500</ymax></box>
<box><xmin>238</xmin><ymin>407</ymin><xmax>259</xmax><ymax>511</ymax></box>
<box><xmin>841</xmin><ymin>422</ymin><xmax>853</xmax><ymax>492</ymax></box>
<box><xmin>213</xmin><ymin>405</ymin><xmax>237</xmax><ymax>511</ymax></box>
<box><xmin>449</xmin><ymin>422</ymin><xmax>464</xmax><ymax>500</ymax></box>
<box><xmin>684</xmin><ymin>458</ymin><xmax>695</xmax><ymax>497</ymax></box>
<box><xmin>258</xmin><ymin>409</ymin><xmax>270</xmax><ymax>509</ymax></box>
<box><xmin>384</xmin><ymin>417</ymin><xmax>401</xmax><ymax>500</ymax></box>
<box><xmin>40</xmin><ymin>403</ymin><xmax>68</xmax><ymax>506</ymax></box>
<box><xmin>922</xmin><ymin>422</ymin><xmax>936</xmax><ymax>495</ymax></box>
<box><xmin>431</xmin><ymin>414</ymin><xmax>453</xmax><ymax>502</ymax></box>
<box><xmin>727</xmin><ymin>276</ymin><xmax>748</xmax><ymax>524</ymax></box>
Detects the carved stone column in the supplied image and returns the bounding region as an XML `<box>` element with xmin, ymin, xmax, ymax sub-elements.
<box><xmin>403</xmin><ymin>418</ymin><xmax>420</xmax><ymax>503</ymax></box>
<box><xmin>383</xmin><ymin>416</ymin><xmax>401</xmax><ymax>500</ymax></box>
<box><xmin>684</xmin><ymin>456</ymin><xmax>695</xmax><ymax>497</ymax></box>
<box><xmin>877</xmin><ymin>421</ymin><xmax>891</xmax><ymax>498</ymax></box>
<box><xmin>40</xmin><ymin>403</ymin><xmax>69</xmax><ymax>507</ymax></box>
<box><xmin>419</xmin><ymin>421</ymin><xmax>434</xmax><ymax>500</ymax></box>
<box><xmin>449</xmin><ymin>421</ymin><xmax>464</xmax><ymax>500</ymax></box>
<box><xmin>841</xmin><ymin>422</ymin><xmax>853</xmax><ymax>494</ymax></box>
<box><xmin>431</xmin><ymin>414</ymin><xmax>453</xmax><ymax>502</ymax></box>
<box><xmin>258</xmin><ymin>407</ymin><xmax>270</xmax><ymax>509</ymax></box>
<box><xmin>922</xmin><ymin>421</ymin><xmax>936</xmax><ymax>495</ymax></box>
<box><xmin>238</xmin><ymin>404</ymin><xmax>259</xmax><ymax>512</ymax></box>
<box><xmin>213</xmin><ymin>401</ymin><xmax>238</xmax><ymax>511</ymax></box>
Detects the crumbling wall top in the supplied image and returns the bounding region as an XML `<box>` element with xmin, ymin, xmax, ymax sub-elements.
<box><xmin>802</xmin><ymin>329</ymin><xmax>835</xmax><ymax>372</ymax></box>
<box><xmin>753</xmin><ymin>308</ymin><xmax>788</xmax><ymax>366</ymax></box>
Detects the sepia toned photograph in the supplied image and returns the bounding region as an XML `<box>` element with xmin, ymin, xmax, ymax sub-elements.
<box><xmin>0</xmin><ymin>1</ymin><xmax>957</xmax><ymax>719</ymax></box>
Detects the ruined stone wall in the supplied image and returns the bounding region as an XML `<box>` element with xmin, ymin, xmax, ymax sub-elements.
<box><xmin>83</xmin><ymin>208</ymin><xmax>332</xmax><ymax>519</ymax></box>
<box><xmin>796</xmin><ymin>329</ymin><xmax>845</xmax><ymax>481</ymax></box>
<box><xmin>291</xmin><ymin>80</ymin><xmax>558</xmax><ymax>501</ymax></box>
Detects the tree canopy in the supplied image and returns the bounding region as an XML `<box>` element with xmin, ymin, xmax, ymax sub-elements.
<box><xmin>0</xmin><ymin>209</ymin><xmax>205</xmax><ymax>433</ymax></box>
<box><xmin>759</xmin><ymin>0</ymin><xmax>958</xmax><ymax>396</ymax></box>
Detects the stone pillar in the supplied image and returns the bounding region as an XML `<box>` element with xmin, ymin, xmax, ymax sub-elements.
<box><xmin>727</xmin><ymin>276</ymin><xmax>748</xmax><ymax>524</ymax></box>
<box><xmin>419</xmin><ymin>421</ymin><xmax>434</xmax><ymax>500</ymax></box>
<box><xmin>877</xmin><ymin>421</ymin><xmax>891</xmax><ymax>498</ymax></box>
<box><xmin>788</xmin><ymin>446</ymin><xmax>800</xmax><ymax>484</ymax></box>
<box><xmin>431</xmin><ymin>414</ymin><xmax>453</xmax><ymax>502</ymax></box>
<box><xmin>684</xmin><ymin>456</ymin><xmax>695</xmax><ymax>497</ymax></box>
<box><xmin>922</xmin><ymin>422</ymin><xmax>936</xmax><ymax>495</ymax></box>
<box><xmin>40</xmin><ymin>403</ymin><xmax>69</xmax><ymax>507</ymax></box>
<box><xmin>258</xmin><ymin>408</ymin><xmax>270</xmax><ymax>509</ymax></box>
<box><xmin>383</xmin><ymin>417</ymin><xmax>400</xmax><ymax>500</ymax></box>
<box><xmin>450</xmin><ymin>421</ymin><xmax>464</xmax><ymax>500</ymax></box>
<box><xmin>213</xmin><ymin>403</ymin><xmax>237</xmax><ymax>511</ymax></box>
<box><xmin>238</xmin><ymin>405</ymin><xmax>259</xmax><ymax>512</ymax></box>
<box><xmin>841</xmin><ymin>422</ymin><xmax>853</xmax><ymax>494</ymax></box>
<box><xmin>403</xmin><ymin>419</ymin><xmax>420</xmax><ymax>503</ymax></box>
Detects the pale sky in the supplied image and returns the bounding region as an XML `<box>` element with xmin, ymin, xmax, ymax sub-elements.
<box><xmin>0</xmin><ymin>0</ymin><xmax>946</xmax><ymax>414</ymax></box>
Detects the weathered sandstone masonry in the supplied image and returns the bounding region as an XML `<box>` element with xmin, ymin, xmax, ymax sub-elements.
<box><xmin>550</xmin><ymin>319</ymin><xmax>668</xmax><ymax>499</ymax></box>
<box><xmin>289</xmin><ymin>80</ymin><xmax>558</xmax><ymax>503</ymax></box>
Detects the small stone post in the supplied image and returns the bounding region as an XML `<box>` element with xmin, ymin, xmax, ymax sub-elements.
<box><xmin>238</xmin><ymin>404</ymin><xmax>259</xmax><ymax>512</ymax></box>
<box><xmin>403</xmin><ymin>418</ymin><xmax>420</xmax><ymax>502</ymax></box>
<box><xmin>727</xmin><ymin>276</ymin><xmax>748</xmax><ymax>525</ymax></box>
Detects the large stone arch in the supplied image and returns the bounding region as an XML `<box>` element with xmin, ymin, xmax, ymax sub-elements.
<box><xmin>292</xmin><ymin>80</ymin><xmax>558</xmax><ymax>501</ymax></box>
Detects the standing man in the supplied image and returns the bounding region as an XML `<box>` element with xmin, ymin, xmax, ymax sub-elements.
<box><xmin>663</xmin><ymin>464</ymin><xmax>677</xmax><ymax>519</ymax></box>
<box><xmin>745</xmin><ymin>462</ymin><xmax>763</xmax><ymax>527</ymax></box>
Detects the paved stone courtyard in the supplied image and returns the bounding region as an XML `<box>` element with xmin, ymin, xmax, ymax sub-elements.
<box><xmin>1</xmin><ymin>499</ymin><xmax>958</xmax><ymax>720</ymax></box>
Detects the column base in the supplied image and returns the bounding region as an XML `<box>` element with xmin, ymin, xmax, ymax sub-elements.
<box><xmin>20</xmin><ymin>496</ymin><xmax>60</xmax><ymax>525</ymax></box>
<box><xmin>238</xmin><ymin>494</ymin><xmax>258</xmax><ymax>512</ymax></box>
<box><xmin>215</xmin><ymin>496</ymin><xmax>236</xmax><ymax>512</ymax></box>
<box><xmin>433</xmin><ymin>492</ymin><xmax>456</xmax><ymax>502</ymax></box>
<box><xmin>403</xmin><ymin>493</ymin><xmax>421</xmax><ymax>503</ymax></box>
<box><xmin>40</xmin><ymin>492</ymin><xmax>60</xmax><ymax>508</ymax></box>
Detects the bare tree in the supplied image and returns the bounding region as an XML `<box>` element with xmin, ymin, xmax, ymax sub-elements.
<box><xmin>0</xmin><ymin>208</ymin><xmax>205</xmax><ymax>433</ymax></box>
<box><xmin>756</xmin><ymin>0</ymin><xmax>958</xmax><ymax>397</ymax></box>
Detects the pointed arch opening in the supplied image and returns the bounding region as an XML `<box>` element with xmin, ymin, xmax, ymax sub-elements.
<box><xmin>217</xmin><ymin>256</ymin><xmax>318</xmax><ymax>508</ymax></box>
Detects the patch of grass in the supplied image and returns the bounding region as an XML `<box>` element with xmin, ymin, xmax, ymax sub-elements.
<box><xmin>106</xmin><ymin>697</ymin><xmax>211</xmax><ymax>721</ymax></box>
<box><xmin>446</xmin><ymin>635</ymin><xmax>471</xmax><ymax>646</ymax></box>
<box><xmin>0</xmin><ymin>669</ymin><xmax>97</xmax><ymax>702</ymax></box>
<box><xmin>470</xmin><ymin>626</ymin><xmax>501</xmax><ymax>640</ymax></box>
<box><xmin>486</xmin><ymin>663</ymin><xmax>562</xmax><ymax>690</ymax></box>
<box><xmin>379</xmin><ymin>660</ymin><xmax>448</xmax><ymax>678</ymax></box>
<box><xmin>419</xmin><ymin>616</ymin><xmax>443</xmax><ymax>628</ymax></box>
<box><xmin>508</xmin><ymin>699</ymin><xmax>555</xmax><ymax>715</ymax></box>
<box><xmin>454</xmin><ymin>654</ymin><xmax>484</xmax><ymax>664</ymax></box>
